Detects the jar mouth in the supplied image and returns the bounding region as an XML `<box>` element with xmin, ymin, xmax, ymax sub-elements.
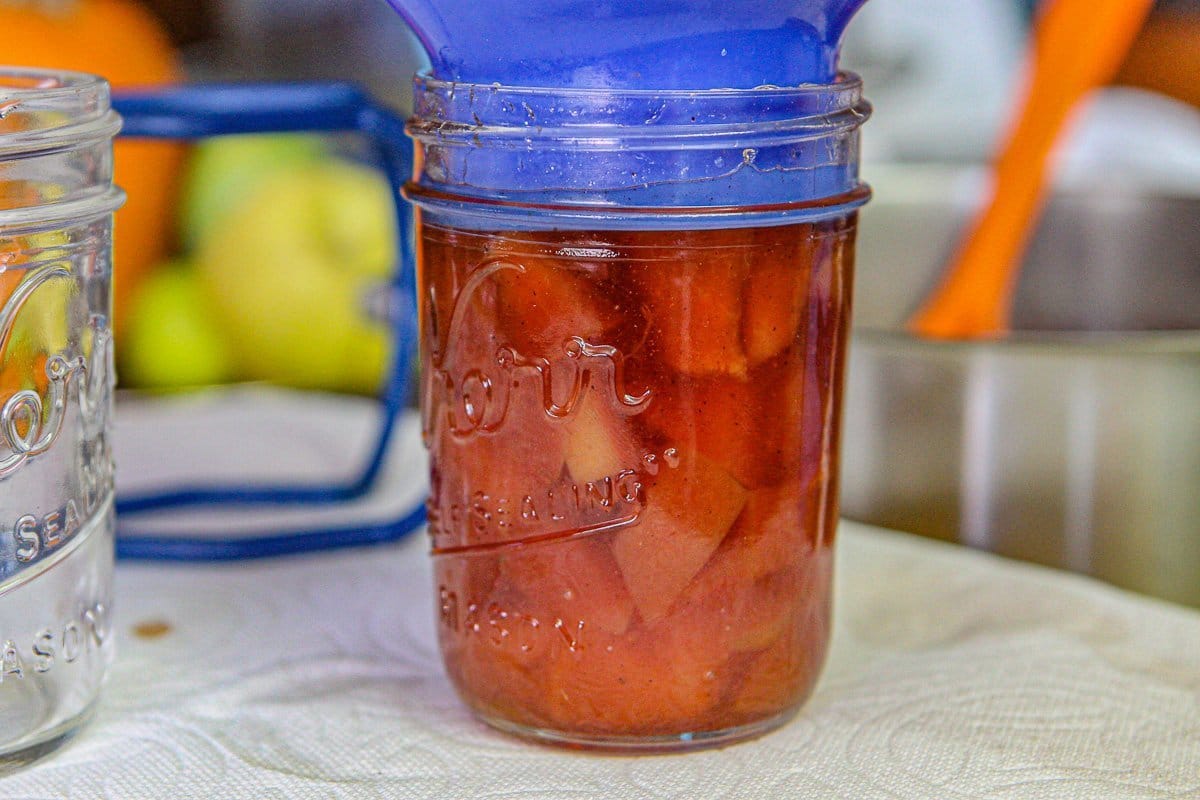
<box><xmin>0</xmin><ymin>67</ymin><xmax>122</xmax><ymax>158</ymax></box>
<box><xmin>409</xmin><ymin>71</ymin><xmax>867</xmax><ymax>140</ymax></box>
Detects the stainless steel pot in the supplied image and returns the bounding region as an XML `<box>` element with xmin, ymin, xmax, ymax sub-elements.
<box><xmin>841</xmin><ymin>165</ymin><xmax>1200</xmax><ymax>607</ymax></box>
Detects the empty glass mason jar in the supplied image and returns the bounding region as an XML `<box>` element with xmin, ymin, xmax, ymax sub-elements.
<box><xmin>408</xmin><ymin>75</ymin><xmax>868</xmax><ymax>751</ymax></box>
<box><xmin>0</xmin><ymin>68</ymin><xmax>120</xmax><ymax>766</ymax></box>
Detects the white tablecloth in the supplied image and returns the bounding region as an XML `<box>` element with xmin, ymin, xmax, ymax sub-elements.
<box><xmin>2</xmin><ymin>390</ymin><xmax>1198</xmax><ymax>799</ymax></box>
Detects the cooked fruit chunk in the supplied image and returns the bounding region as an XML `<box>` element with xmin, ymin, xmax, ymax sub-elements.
<box><xmin>436</xmin><ymin>561</ymin><xmax>549</xmax><ymax>725</ymax></box>
<box><xmin>431</xmin><ymin>372</ymin><xmax>568</xmax><ymax>550</ymax></box>
<box><xmin>496</xmin><ymin>535</ymin><xmax>636</xmax><ymax>637</ymax></box>
<box><xmin>731</xmin><ymin>566</ymin><xmax>831</xmax><ymax>718</ymax></box>
<box><xmin>447</xmin><ymin>627</ymin><xmax>547</xmax><ymax>725</ymax></box>
<box><xmin>730</xmin><ymin>631</ymin><xmax>807</xmax><ymax>719</ymax></box>
<box><xmin>563</xmin><ymin>378</ymin><xmax>642</xmax><ymax>484</ymax></box>
<box><xmin>742</xmin><ymin>237</ymin><xmax>812</xmax><ymax>366</ymax></box>
<box><xmin>639</xmin><ymin>373</ymin><xmax>766</xmax><ymax>488</ymax></box>
<box><xmin>673</xmin><ymin>545</ymin><xmax>800</xmax><ymax>656</ymax></box>
<box><xmin>633</xmin><ymin>242</ymin><xmax>749</xmax><ymax>378</ymax></box>
<box><xmin>543</xmin><ymin>625</ymin><xmax>725</xmax><ymax>735</ymax></box>
<box><xmin>495</xmin><ymin>264</ymin><xmax>610</xmax><ymax>352</ymax></box>
<box><xmin>611</xmin><ymin>454</ymin><xmax>747</xmax><ymax>622</ymax></box>
<box><xmin>738</xmin><ymin>314</ymin><xmax>834</xmax><ymax>494</ymax></box>
<box><xmin>725</xmin><ymin>574</ymin><xmax>797</xmax><ymax>654</ymax></box>
<box><xmin>483</xmin><ymin>235</ymin><xmax>624</xmax><ymax>358</ymax></box>
<box><xmin>722</xmin><ymin>479</ymin><xmax>820</xmax><ymax>581</ymax></box>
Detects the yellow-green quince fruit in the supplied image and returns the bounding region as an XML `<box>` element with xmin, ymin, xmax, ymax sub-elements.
<box><xmin>123</xmin><ymin>262</ymin><xmax>235</xmax><ymax>390</ymax></box>
<box><xmin>195</xmin><ymin>161</ymin><xmax>395</xmax><ymax>394</ymax></box>
<box><xmin>180</xmin><ymin>134</ymin><xmax>327</xmax><ymax>252</ymax></box>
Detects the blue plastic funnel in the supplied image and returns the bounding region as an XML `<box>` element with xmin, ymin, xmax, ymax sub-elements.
<box><xmin>387</xmin><ymin>0</ymin><xmax>870</xmax><ymax>89</ymax></box>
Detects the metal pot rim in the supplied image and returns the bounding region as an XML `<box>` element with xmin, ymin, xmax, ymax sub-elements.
<box><xmin>853</xmin><ymin>327</ymin><xmax>1200</xmax><ymax>356</ymax></box>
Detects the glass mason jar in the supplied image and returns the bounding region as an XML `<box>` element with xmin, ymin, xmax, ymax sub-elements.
<box><xmin>0</xmin><ymin>69</ymin><xmax>120</xmax><ymax>766</ymax></box>
<box><xmin>407</xmin><ymin>75</ymin><xmax>868</xmax><ymax>750</ymax></box>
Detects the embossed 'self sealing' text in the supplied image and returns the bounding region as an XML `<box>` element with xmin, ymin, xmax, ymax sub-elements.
<box><xmin>427</xmin><ymin>446</ymin><xmax>681</xmax><ymax>550</ymax></box>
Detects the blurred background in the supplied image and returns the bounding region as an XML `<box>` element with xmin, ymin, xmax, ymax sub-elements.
<box><xmin>7</xmin><ymin>0</ymin><xmax>1199</xmax><ymax>601</ymax></box>
<box><xmin>838</xmin><ymin>0</ymin><xmax>1200</xmax><ymax>609</ymax></box>
<box><xmin>7</xmin><ymin>0</ymin><xmax>1195</xmax><ymax>392</ymax></box>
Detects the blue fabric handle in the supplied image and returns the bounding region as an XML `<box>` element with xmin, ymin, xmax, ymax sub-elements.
<box><xmin>116</xmin><ymin>82</ymin><xmax>406</xmax><ymax>141</ymax></box>
<box><xmin>111</xmin><ymin>82</ymin><xmax>426</xmax><ymax>561</ymax></box>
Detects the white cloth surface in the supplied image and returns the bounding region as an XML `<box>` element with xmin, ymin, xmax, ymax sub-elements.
<box><xmin>2</xmin><ymin>389</ymin><xmax>1198</xmax><ymax>799</ymax></box>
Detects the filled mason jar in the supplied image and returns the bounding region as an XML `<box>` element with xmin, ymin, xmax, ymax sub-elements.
<box><xmin>0</xmin><ymin>69</ymin><xmax>120</xmax><ymax>765</ymax></box>
<box><xmin>407</xmin><ymin>76</ymin><xmax>867</xmax><ymax>750</ymax></box>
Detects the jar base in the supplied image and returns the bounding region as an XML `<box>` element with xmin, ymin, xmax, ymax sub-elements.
<box><xmin>476</xmin><ymin>706</ymin><xmax>801</xmax><ymax>754</ymax></box>
<box><xmin>0</xmin><ymin>701</ymin><xmax>96</xmax><ymax>775</ymax></box>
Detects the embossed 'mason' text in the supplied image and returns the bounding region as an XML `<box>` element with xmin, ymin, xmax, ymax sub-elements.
<box><xmin>438</xmin><ymin>589</ymin><xmax>585</xmax><ymax>657</ymax></box>
<box><xmin>0</xmin><ymin>601</ymin><xmax>108</xmax><ymax>683</ymax></box>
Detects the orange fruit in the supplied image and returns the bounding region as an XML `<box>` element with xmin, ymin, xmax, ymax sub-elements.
<box><xmin>1</xmin><ymin>0</ymin><xmax>184</xmax><ymax>338</ymax></box>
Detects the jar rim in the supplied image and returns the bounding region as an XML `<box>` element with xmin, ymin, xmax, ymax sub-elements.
<box><xmin>0</xmin><ymin>66</ymin><xmax>121</xmax><ymax>158</ymax></box>
<box><xmin>404</xmin><ymin>182</ymin><xmax>870</xmax><ymax>230</ymax></box>
<box><xmin>412</xmin><ymin>70</ymin><xmax>864</xmax><ymax>100</ymax></box>
<box><xmin>409</xmin><ymin>69</ymin><xmax>867</xmax><ymax>138</ymax></box>
<box><xmin>0</xmin><ymin>67</ymin><xmax>108</xmax><ymax>97</ymax></box>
